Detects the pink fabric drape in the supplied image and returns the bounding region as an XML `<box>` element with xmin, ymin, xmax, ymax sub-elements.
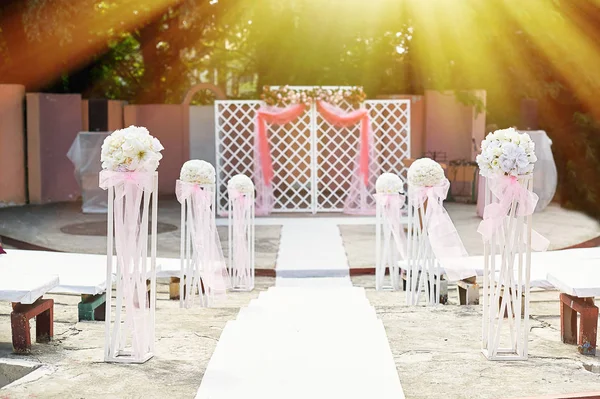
<box><xmin>100</xmin><ymin>170</ymin><xmax>155</xmax><ymax>358</ymax></box>
<box><xmin>253</xmin><ymin>103</ymin><xmax>306</xmax><ymax>215</ymax></box>
<box><xmin>375</xmin><ymin>193</ymin><xmax>407</xmax><ymax>259</ymax></box>
<box><xmin>410</xmin><ymin>178</ymin><xmax>475</xmax><ymax>281</ymax></box>
<box><xmin>228</xmin><ymin>188</ymin><xmax>254</xmax><ymax>289</ymax></box>
<box><xmin>317</xmin><ymin>100</ymin><xmax>371</xmax><ymax>186</ymax></box>
<box><xmin>477</xmin><ymin>175</ymin><xmax>549</xmax><ymax>251</ymax></box>
<box><xmin>176</xmin><ymin>180</ymin><xmax>230</xmax><ymax>305</ymax></box>
<box><xmin>253</xmin><ymin>100</ymin><xmax>376</xmax><ymax>215</ymax></box>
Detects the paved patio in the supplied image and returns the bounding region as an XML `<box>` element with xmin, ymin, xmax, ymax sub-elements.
<box><xmin>1</xmin><ymin>277</ymin><xmax>600</xmax><ymax>398</ymax></box>
<box><xmin>0</xmin><ymin>200</ymin><xmax>598</xmax><ymax>271</ymax></box>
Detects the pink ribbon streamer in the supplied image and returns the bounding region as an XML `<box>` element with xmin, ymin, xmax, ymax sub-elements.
<box><xmin>253</xmin><ymin>103</ymin><xmax>306</xmax><ymax>215</ymax></box>
<box><xmin>316</xmin><ymin>100</ymin><xmax>371</xmax><ymax>186</ymax></box>
<box><xmin>410</xmin><ymin>178</ymin><xmax>475</xmax><ymax>281</ymax></box>
<box><xmin>176</xmin><ymin>180</ymin><xmax>230</xmax><ymax>304</ymax></box>
<box><xmin>477</xmin><ymin>175</ymin><xmax>550</xmax><ymax>251</ymax></box>
<box><xmin>228</xmin><ymin>188</ymin><xmax>253</xmax><ymax>288</ymax></box>
<box><xmin>375</xmin><ymin>193</ymin><xmax>407</xmax><ymax>259</ymax></box>
<box><xmin>253</xmin><ymin>100</ymin><xmax>375</xmax><ymax>216</ymax></box>
<box><xmin>99</xmin><ymin>170</ymin><xmax>155</xmax><ymax>358</ymax></box>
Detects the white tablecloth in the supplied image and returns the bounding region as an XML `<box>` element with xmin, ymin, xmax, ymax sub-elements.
<box><xmin>477</xmin><ymin>130</ymin><xmax>557</xmax><ymax>216</ymax></box>
<box><xmin>67</xmin><ymin>132</ymin><xmax>110</xmax><ymax>213</ymax></box>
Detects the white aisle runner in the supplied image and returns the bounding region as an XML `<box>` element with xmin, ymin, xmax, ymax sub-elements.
<box><xmin>196</xmin><ymin>220</ymin><xmax>405</xmax><ymax>399</ymax></box>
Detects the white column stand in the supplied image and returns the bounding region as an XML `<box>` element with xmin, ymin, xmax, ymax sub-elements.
<box><xmin>104</xmin><ymin>172</ymin><xmax>157</xmax><ymax>364</ymax></box>
<box><xmin>228</xmin><ymin>190</ymin><xmax>255</xmax><ymax>291</ymax></box>
<box><xmin>375</xmin><ymin>194</ymin><xmax>402</xmax><ymax>291</ymax></box>
<box><xmin>406</xmin><ymin>189</ymin><xmax>442</xmax><ymax>306</ymax></box>
<box><xmin>179</xmin><ymin>183</ymin><xmax>216</xmax><ymax>308</ymax></box>
<box><xmin>481</xmin><ymin>175</ymin><xmax>532</xmax><ymax>361</ymax></box>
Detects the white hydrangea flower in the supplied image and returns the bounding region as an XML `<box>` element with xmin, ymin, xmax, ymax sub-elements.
<box><xmin>180</xmin><ymin>160</ymin><xmax>215</xmax><ymax>184</ymax></box>
<box><xmin>476</xmin><ymin>128</ymin><xmax>536</xmax><ymax>178</ymax></box>
<box><xmin>407</xmin><ymin>158</ymin><xmax>445</xmax><ymax>187</ymax></box>
<box><xmin>101</xmin><ymin>125</ymin><xmax>163</xmax><ymax>172</ymax></box>
<box><xmin>228</xmin><ymin>174</ymin><xmax>254</xmax><ymax>194</ymax></box>
<box><xmin>376</xmin><ymin>173</ymin><xmax>404</xmax><ymax>194</ymax></box>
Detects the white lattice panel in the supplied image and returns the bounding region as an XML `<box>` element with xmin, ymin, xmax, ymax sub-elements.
<box><xmin>215</xmin><ymin>95</ymin><xmax>411</xmax><ymax>215</ymax></box>
<box><xmin>215</xmin><ymin>101</ymin><xmax>261</xmax><ymax>215</ymax></box>
<box><xmin>367</xmin><ymin>100</ymin><xmax>411</xmax><ymax>183</ymax></box>
<box><xmin>315</xmin><ymin>99</ymin><xmax>411</xmax><ymax>212</ymax></box>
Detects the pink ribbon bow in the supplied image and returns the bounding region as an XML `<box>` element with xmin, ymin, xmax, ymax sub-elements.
<box><xmin>175</xmin><ymin>180</ymin><xmax>207</xmax><ymax>204</ymax></box>
<box><xmin>477</xmin><ymin>175</ymin><xmax>549</xmax><ymax>251</ymax></box>
<box><xmin>99</xmin><ymin>170</ymin><xmax>155</xmax><ymax>195</ymax></box>
<box><xmin>410</xmin><ymin>179</ymin><xmax>474</xmax><ymax>281</ymax></box>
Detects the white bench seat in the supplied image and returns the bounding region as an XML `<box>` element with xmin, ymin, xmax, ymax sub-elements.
<box><xmin>0</xmin><ymin>271</ymin><xmax>59</xmax><ymax>304</ymax></box>
<box><xmin>0</xmin><ymin>250</ymin><xmax>111</xmax><ymax>295</ymax></box>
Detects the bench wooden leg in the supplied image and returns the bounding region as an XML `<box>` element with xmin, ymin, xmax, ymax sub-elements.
<box><xmin>36</xmin><ymin>306</ymin><xmax>53</xmax><ymax>343</ymax></box>
<box><xmin>78</xmin><ymin>294</ymin><xmax>106</xmax><ymax>321</ymax></box>
<box><xmin>561</xmin><ymin>297</ymin><xmax>578</xmax><ymax>345</ymax></box>
<box><xmin>560</xmin><ymin>293</ymin><xmax>598</xmax><ymax>356</ymax></box>
<box><xmin>11</xmin><ymin>310</ymin><xmax>31</xmax><ymax>353</ymax></box>
<box><xmin>458</xmin><ymin>277</ymin><xmax>479</xmax><ymax>305</ymax></box>
<box><xmin>170</xmin><ymin>277</ymin><xmax>181</xmax><ymax>300</ymax></box>
<box><xmin>10</xmin><ymin>298</ymin><xmax>54</xmax><ymax>353</ymax></box>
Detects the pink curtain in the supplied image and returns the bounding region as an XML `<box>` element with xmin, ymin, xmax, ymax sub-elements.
<box><xmin>253</xmin><ymin>100</ymin><xmax>377</xmax><ymax>216</ymax></box>
<box><xmin>317</xmin><ymin>100</ymin><xmax>377</xmax><ymax>215</ymax></box>
<box><xmin>253</xmin><ymin>104</ymin><xmax>306</xmax><ymax>215</ymax></box>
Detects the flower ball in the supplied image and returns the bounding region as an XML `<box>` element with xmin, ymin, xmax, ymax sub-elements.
<box><xmin>180</xmin><ymin>160</ymin><xmax>215</xmax><ymax>184</ymax></box>
<box><xmin>376</xmin><ymin>173</ymin><xmax>404</xmax><ymax>194</ymax></box>
<box><xmin>407</xmin><ymin>158</ymin><xmax>445</xmax><ymax>187</ymax></box>
<box><xmin>228</xmin><ymin>174</ymin><xmax>254</xmax><ymax>194</ymax></box>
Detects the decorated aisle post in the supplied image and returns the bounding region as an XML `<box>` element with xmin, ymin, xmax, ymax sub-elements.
<box><xmin>477</xmin><ymin>128</ymin><xmax>549</xmax><ymax>360</ymax></box>
<box><xmin>100</xmin><ymin>126</ymin><xmax>163</xmax><ymax>363</ymax></box>
<box><xmin>228</xmin><ymin>174</ymin><xmax>255</xmax><ymax>291</ymax></box>
<box><xmin>375</xmin><ymin>173</ymin><xmax>406</xmax><ymax>291</ymax></box>
<box><xmin>406</xmin><ymin>158</ymin><xmax>473</xmax><ymax>306</ymax></box>
<box><xmin>177</xmin><ymin>160</ymin><xmax>230</xmax><ymax>308</ymax></box>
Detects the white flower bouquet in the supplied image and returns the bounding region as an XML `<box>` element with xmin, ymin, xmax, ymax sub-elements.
<box><xmin>376</xmin><ymin>173</ymin><xmax>404</xmax><ymax>194</ymax></box>
<box><xmin>228</xmin><ymin>174</ymin><xmax>254</xmax><ymax>194</ymax></box>
<box><xmin>476</xmin><ymin>127</ymin><xmax>537</xmax><ymax>178</ymax></box>
<box><xmin>101</xmin><ymin>125</ymin><xmax>163</xmax><ymax>172</ymax></box>
<box><xmin>407</xmin><ymin>158</ymin><xmax>445</xmax><ymax>187</ymax></box>
<box><xmin>180</xmin><ymin>160</ymin><xmax>215</xmax><ymax>185</ymax></box>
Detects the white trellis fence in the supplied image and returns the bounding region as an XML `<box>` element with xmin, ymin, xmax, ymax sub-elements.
<box><xmin>214</xmin><ymin>88</ymin><xmax>411</xmax><ymax>215</ymax></box>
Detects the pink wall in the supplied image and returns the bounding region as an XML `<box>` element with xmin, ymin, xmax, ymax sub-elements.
<box><xmin>26</xmin><ymin>93</ymin><xmax>83</xmax><ymax>204</ymax></box>
<box><xmin>424</xmin><ymin>90</ymin><xmax>486</xmax><ymax>162</ymax></box>
<box><xmin>124</xmin><ymin>104</ymin><xmax>189</xmax><ymax>195</ymax></box>
<box><xmin>0</xmin><ymin>85</ymin><xmax>26</xmax><ymax>206</ymax></box>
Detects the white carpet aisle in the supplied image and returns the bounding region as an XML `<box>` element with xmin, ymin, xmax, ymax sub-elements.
<box><xmin>196</xmin><ymin>220</ymin><xmax>405</xmax><ymax>399</ymax></box>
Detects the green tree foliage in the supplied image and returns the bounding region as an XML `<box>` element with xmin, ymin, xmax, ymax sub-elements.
<box><xmin>1</xmin><ymin>0</ymin><xmax>600</xmax><ymax>218</ymax></box>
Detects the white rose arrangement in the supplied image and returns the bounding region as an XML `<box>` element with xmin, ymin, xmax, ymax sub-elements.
<box><xmin>407</xmin><ymin>158</ymin><xmax>445</xmax><ymax>187</ymax></box>
<box><xmin>476</xmin><ymin>127</ymin><xmax>537</xmax><ymax>178</ymax></box>
<box><xmin>101</xmin><ymin>125</ymin><xmax>163</xmax><ymax>172</ymax></box>
<box><xmin>180</xmin><ymin>160</ymin><xmax>215</xmax><ymax>185</ymax></box>
<box><xmin>376</xmin><ymin>173</ymin><xmax>404</xmax><ymax>194</ymax></box>
<box><xmin>228</xmin><ymin>174</ymin><xmax>254</xmax><ymax>194</ymax></box>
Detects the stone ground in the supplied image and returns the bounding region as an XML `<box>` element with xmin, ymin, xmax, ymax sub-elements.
<box><xmin>1</xmin><ymin>200</ymin><xmax>600</xmax><ymax>398</ymax></box>
<box><xmin>1</xmin><ymin>277</ymin><xmax>600</xmax><ymax>398</ymax></box>
<box><xmin>1</xmin><ymin>200</ymin><xmax>598</xmax><ymax>270</ymax></box>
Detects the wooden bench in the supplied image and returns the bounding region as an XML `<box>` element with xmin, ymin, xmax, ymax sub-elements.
<box><xmin>0</xmin><ymin>272</ymin><xmax>59</xmax><ymax>353</ymax></box>
<box><xmin>0</xmin><ymin>250</ymin><xmax>113</xmax><ymax>321</ymax></box>
<box><xmin>547</xmin><ymin>262</ymin><xmax>600</xmax><ymax>356</ymax></box>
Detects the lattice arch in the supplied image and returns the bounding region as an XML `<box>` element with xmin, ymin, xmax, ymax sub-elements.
<box><xmin>214</xmin><ymin>89</ymin><xmax>411</xmax><ymax>215</ymax></box>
